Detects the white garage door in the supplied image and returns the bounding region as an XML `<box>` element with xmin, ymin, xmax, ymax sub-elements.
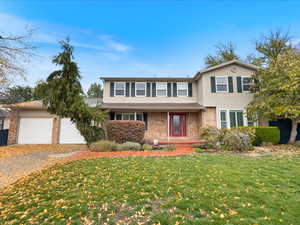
<box><xmin>59</xmin><ymin>118</ymin><xmax>85</xmax><ymax>144</ymax></box>
<box><xmin>18</xmin><ymin>118</ymin><xmax>53</xmax><ymax>144</ymax></box>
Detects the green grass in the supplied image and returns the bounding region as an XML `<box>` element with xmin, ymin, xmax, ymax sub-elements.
<box><xmin>1</xmin><ymin>155</ymin><xmax>300</xmax><ymax>225</ymax></box>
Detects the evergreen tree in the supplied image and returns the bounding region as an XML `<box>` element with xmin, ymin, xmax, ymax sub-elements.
<box><xmin>87</xmin><ymin>83</ymin><xmax>103</xmax><ymax>98</ymax></box>
<box><xmin>36</xmin><ymin>38</ymin><xmax>107</xmax><ymax>144</ymax></box>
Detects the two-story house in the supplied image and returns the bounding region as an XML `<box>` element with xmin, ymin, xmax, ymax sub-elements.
<box><xmin>6</xmin><ymin>60</ymin><xmax>259</xmax><ymax>145</ymax></box>
<box><xmin>101</xmin><ymin>60</ymin><xmax>259</xmax><ymax>141</ymax></box>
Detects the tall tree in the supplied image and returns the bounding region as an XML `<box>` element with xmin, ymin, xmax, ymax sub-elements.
<box><xmin>0</xmin><ymin>85</ymin><xmax>35</xmax><ymax>104</ymax></box>
<box><xmin>0</xmin><ymin>29</ymin><xmax>36</xmax><ymax>92</ymax></box>
<box><xmin>254</xmin><ymin>29</ymin><xmax>293</xmax><ymax>66</ymax></box>
<box><xmin>204</xmin><ymin>42</ymin><xmax>240</xmax><ymax>68</ymax></box>
<box><xmin>247</xmin><ymin>50</ymin><xmax>300</xmax><ymax>143</ymax></box>
<box><xmin>87</xmin><ymin>83</ymin><xmax>103</xmax><ymax>98</ymax></box>
<box><xmin>35</xmin><ymin>38</ymin><xmax>107</xmax><ymax>144</ymax></box>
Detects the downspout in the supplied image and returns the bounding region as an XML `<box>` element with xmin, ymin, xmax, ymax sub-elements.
<box><xmin>167</xmin><ymin>111</ymin><xmax>170</xmax><ymax>141</ymax></box>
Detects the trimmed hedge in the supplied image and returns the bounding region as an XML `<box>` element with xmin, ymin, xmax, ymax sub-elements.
<box><xmin>234</xmin><ymin>126</ymin><xmax>280</xmax><ymax>146</ymax></box>
<box><xmin>89</xmin><ymin>140</ymin><xmax>118</xmax><ymax>152</ymax></box>
<box><xmin>106</xmin><ymin>120</ymin><xmax>145</xmax><ymax>144</ymax></box>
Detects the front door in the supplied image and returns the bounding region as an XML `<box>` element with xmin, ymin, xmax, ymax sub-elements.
<box><xmin>170</xmin><ymin>114</ymin><xmax>186</xmax><ymax>137</ymax></box>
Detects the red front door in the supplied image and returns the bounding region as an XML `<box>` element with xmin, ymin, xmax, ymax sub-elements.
<box><xmin>170</xmin><ymin>114</ymin><xmax>186</xmax><ymax>137</ymax></box>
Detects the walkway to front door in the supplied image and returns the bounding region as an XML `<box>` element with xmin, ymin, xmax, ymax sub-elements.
<box><xmin>169</xmin><ymin>113</ymin><xmax>186</xmax><ymax>137</ymax></box>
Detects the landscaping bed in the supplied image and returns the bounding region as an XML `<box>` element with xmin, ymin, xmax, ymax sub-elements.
<box><xmin>1</xmin><ymin>154</ymin><xmax>299</xmax><ymax>224</ymax></box>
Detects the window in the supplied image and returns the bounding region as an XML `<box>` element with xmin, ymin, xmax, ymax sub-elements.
<box><xmin>215</xmin><ymin>76</ymin><xmax>228</xmax><ymax>92</ymax></box>
<box><xmin>177</xmin><ymin>82</ymin><xmax>188</xmax><ymax>96</ymax></box>
<box><xmin>113</xmin><ymin>112</ymin><xmax>147</xmax><ymax>129</ymax></box>
<box><xmin>229</xmin><ymin>110</ymin><xmax>244</xmax><ymax>127</ymax></box>
<box><xmin>242</xmin><ymin>77</ymin><xmax>252</xmax><ymax>92</ymax></box>
<box><xmin>156</xmin><ymin>82</ymin><xmax>167</xmax><ymax>96</ymax></box>
<box><xmin>220</xmin><ymin>110</ymin><xmax>228</xmax><ymax>128</ymax></box>
<box><xmin>122</xmin><ymin>113</ymin><xmax>135</xmax><ymax>120</ymax></box>
<box><xmin>0</xmin><ymin>119</ymin><xmax>3</xmax><ymax>130</ymax></box>
<box><xmin>115</xmin><ymin>82</ymin><xmax>125</xmax><ymax>96</ymax></box>
<box><xmin>136</xmin><ymin>82</ymin><xmax>146</xmax><ymax>96</ymax></box>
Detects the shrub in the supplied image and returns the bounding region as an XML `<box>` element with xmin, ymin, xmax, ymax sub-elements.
<box><xmin>234</xmin><ymin>126</ymin><xmax>280</xmax><ymax>146</ymax></box>
<box><xmin>89</xmin><ymin>140</ymin><xmax>118</xmax><ymax>152</ymax></box>
<box><xmin>106</xmin><ymin>120</ymin><xmax>145</xmax><ymax>144</ymax></box>
<box><xmin>192</xmin><ymin>143</ymin><xmax>208</xmax><ymax>149</ymax></box>
<box><xmin>117</xmin><ymin>142</ymin><xmax>142</xmax><ymax>151</ymax></box>
<box><xmin>195</xmin><ymin>148</ymin><xmax>205</xmax><ymax>153</ymax></box>
<box><xmin>142</xmin><ymin>144</ymin><xmax>153</xmax><ymax>150</ymax></box>
<box><xmin>152</xmin><ymin>145</ymin><xmax>176</xmax><ymax>151</ymax></box>
<box><xmin>200</xmin><ymin>127</ymin><xmax>253</xmax><ymax>151</ymax></box>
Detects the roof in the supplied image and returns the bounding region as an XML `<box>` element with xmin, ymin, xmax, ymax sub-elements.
<box><xmin>194</xmin><ymin>60</ymin><xmax>260</xmax><ymax>80</ymax></box>
<box><xmin>102</xmin><ymin>103</ymin><xmax>204</xmax><ymax>112</ymax></box>
<box><xmin>100</xmin><ymin>77</ymin><xmax>194</xmax><ymax>82</ymax></box>
<box><xmin>6</xmin><ymin>98</ymin><xmax>103</xmax><ymax>110</ymax></box>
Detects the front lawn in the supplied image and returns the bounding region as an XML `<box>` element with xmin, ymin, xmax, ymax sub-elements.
<box><xmin>1</xmin><ymin>155</ymin><xmax>300</xmax><ymax>224</ymax></box>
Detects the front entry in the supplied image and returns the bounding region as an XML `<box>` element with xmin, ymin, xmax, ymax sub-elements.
<box><xmin>169</xmin><ymin>113</ymin><xmax>186</xmax><ymax>137</ymax></box>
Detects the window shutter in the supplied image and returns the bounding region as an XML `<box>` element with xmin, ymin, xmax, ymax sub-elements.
<box><xmin>125</xmin><ymin>82</ymin><xmax>130</xmax><ymax>97</ymax></box>
<box><xmin>131</xmin><ymin>82</ymin><xmax>135</xmax><ymax>97</ymax></box>
<box><xmin>109</xmin><ymin>112</ymin><xmax>115</xmax><ymax>120</ymax></box>
<box><xmin>146</xmin><ymin>82</ymin><xmax>151</xmax><ymax>97</ymax></box>
<box><xmin>237</xmin><ymin>111</ymin><xmax>244</xmax><ymax>126</ymax></box>
<box><xmin>229</xmin><ymin>111</ymin><xmax>236</xmax><ymax>127</ymax></box>
<box><xmin>167</xmin><ymin>83</ymin><xmax>172</xmax><ymax>97</ymax></box>
<box><xmin>152</xmin><ymin>83</ymin><xmax>156</xmax><ymax>97</ymax></box>
<box><xmin>143</xmin><ymin>112</ymin><xmax>148</xmax><ymax>130</ymax></box>
<box><xmin>173</xmin><ymin>83</ymin><xmax>177</xmax><ymax>97</ymax></box>
<box><xmin>228</xmin><ymin>77</ymin><xmax>233</xmax><ymax>93</ymax></box>
<box><xmin>188</xmin><ymin>83</ymin><xmax>193</xmax><ymax>97</ymax></box>
<box><xmin>110</xmin><ymin>82</ymin><xmax>115</xmax><ymax>97</ymax></box>
<box><xmin>237</xmin><ymin>77</ymin><xmax>242</xmax><ymax>93</ymax></box>
<box><xmin>211</xmin><ymin>77</ymin><xmax>216</xmax><ymax>93</ymax></box>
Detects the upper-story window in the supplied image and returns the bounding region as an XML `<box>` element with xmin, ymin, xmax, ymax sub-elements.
<box><xmin>215</xmin><ymin>76</ymin><xmax>228</xmax><ymax>92</ymax></box>
<box><xmin>115</xmin><ymin>82</ymin><xmax>125</xmax><ymax>96</ymax></box>
<box><xmin>177</xmin><ymin>82</ymin><xmax>188</xmax><ymax>96</ymax></box>
<box><xmin>156</xmin><ymin>82</ymin><xmax>167</xmax><ymax>96</ymax></box>
<box><xmin>242</xmin><ymin>77</ymin><xmax>252</xmax><ymax>92</ymax></box>
<box><xmin>136</xmin><ymin>82</ymin><xmax>146</xmax><ymax>96</ymax></box>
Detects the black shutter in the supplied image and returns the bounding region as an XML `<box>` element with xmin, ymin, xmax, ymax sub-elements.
<box><xmin>125</xmin><ymin>82</ymin><xmax>130</xmax><ymax>97</ymax></box>
<box><xmin>143</xmin><ymin>112</ymin><xmax>148</xmax><ymax>130</ymax></box>
<box><xmin>167</xmin><ymin>83</ymin><xmax>172</xmax><ymax>97</ymax></box>
<box><xmin>110</xmin><ymin>112</ymin><xmax>115</xmax><ymax>120</ymax></box>
<box><xmin>228</xmin><ymin>77</ymin><xmax>233</xmax><ymax>93</ymax></box>
<box><xmin>173</xmin><ymin>83</ymin><xmax>177</xmax><ymax>97</ymax></box>
<box><xmin>110</xmin><ymin>82</ymin><xmax>115</xmax><ymax>97</ymax></box>
<box><xmin>131</xmin><ymin>82</ymin><xmax>135</xmax><ymax>97</ymax></box>
<box><xmin>211</xmin><ymin>77</ymin><xmax>216</xmax><ymax>93</ymax></box>
<box><xmin>146</xmin><ymin>82</ymin><xmax>151</xmax><ymax>97</ymax></box>
<box><xmin>152</xmin><ymin>83</ymin><xmax>156</xmax><ymax>97</ymax></box>
<box><xmin>188</xmin><ymin>83</ymin><xmax>193</xmax><ymax>97</ymax></box>
<box><xmin>237</xmin><ymin>77</ymin><xmax>242</xmax><ymax>93</ymax></box>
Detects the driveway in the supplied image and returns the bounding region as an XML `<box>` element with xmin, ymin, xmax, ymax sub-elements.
<box><xmin>0</xmin><ymin>145</ymin><xmax>84</xmax><ymax>188</ymax></box>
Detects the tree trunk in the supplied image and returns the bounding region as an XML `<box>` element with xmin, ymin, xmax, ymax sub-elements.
<box><xmin>288</xmin><ymin>119</ymin><xmax>298</xmax><ymax>144</ymax></box>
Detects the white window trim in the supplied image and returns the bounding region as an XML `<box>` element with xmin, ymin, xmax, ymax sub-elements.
<box><xmin>218</xmin><ymin>109</ymin><xmax>256</xmax><ymax>128</ymax></box>
<box><xmin>114</xmin><ymin>82</ymin><xmax>126</xmax><ymax>96</ymax></box>
<box><xmin>114</xmin><ymin>112</ymin><xmax>144</xmax><ymax>121</ymax></box>
<box><xmin>241</xmin><ymin>76</ymin><xmax>251</xmax><ymax>93</ymax></box>
<box><xmin>156</xmin><ymin>82</ymin><xmax>167</xmax><ymax>97</ymax></box>
<box><xmin>177</xmin><ymin>82</ymin><xmax>188</xmax><ymax>97</ymax></box>
<box><xmin>135</xmin><ymin>82</ymin><xmax>146</xmax><ymax>97</ymax></box>
<box><xmin>215</xmin><ymin>76</ymin><xmax>229</xmax><ymax>93</ymax></box>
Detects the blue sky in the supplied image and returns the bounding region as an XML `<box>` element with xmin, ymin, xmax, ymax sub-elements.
<box><xmin>1</xmin><ymin>0</ymin><xmax>300</xmax><ymax>91</ymax></box>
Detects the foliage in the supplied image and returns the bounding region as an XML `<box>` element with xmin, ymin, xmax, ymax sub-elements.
<box><xmin>153</xmin><ymin>144</ymin><xmax>176</xmax><ymax>151</ymax></box>
<box><xmin>35</xmin><ymin>39</ymin><xmax>107</xmax><ymax>144</ymax></box>
<box><xmin>106</xmin><ymin>120</ymin><xmax>145</xmax><ymax>144</ymax></box>
<box><xmin>255</xmin><ymin>126</ymin><xmax>280</xmax><ymax>146</ymax></box>
<box><xmin>117</xmin><ymin>142</ymin><xmax>142</xmax><ymax>151</ymax></box>
<box><xmin>191</xmin><ymin>142</ymin><xmax>209</xmax><ymax>149</ymax></box>
<box><xmin>204</xmin><ymin>42</ymin><xmax>240</xmax><ymax>68</ymax></box>
<box><xmin>231</xmin><ymin>126</ymin><xmax>256</xmax><ymax>144</ymax></box>
<box><xmin>87</xmin><ymin>82</ymin><xmax>103</xmax><ymax>98</ymax></box>
<box><xmin>194</xmin><ymin>148</ymin><xmax>205</xmax><ymax>153</ymax></box>
<box><xmin>294</xmin><ymin>141</ymin><xmax>300</xmax><ymax>148</ymax></box>
<box><xmin>142</xmin><ymin>144</ymin><xmax>153</xmax><ymax>150</ymax></box>
<box><xmin>1</xmin><ymin>155</ymin><xmax>300</xmax><ymax>224</ymax></box>
<box><xmin>89</xmin><ymin>140</ymin><xmax>118</xmax><ymax>152</ymax></box>
<box><xmin>0</xmin><ymin>85</ymin><xmax>36</xmax><ymax>104</ymax></box>
<box><xmin>0</xmin><ymin>28</ymin><xmax>36</xmax><ymax>91</ymax></box>
<box><xmin>247</xmin><ymin>50</ymin><xmax>300</xmax><ymax>143</ymax></box>
<box><xmin>200</xmin><ymin>127</ymin><xmax>253</xmax><ymax>151</ymax></box>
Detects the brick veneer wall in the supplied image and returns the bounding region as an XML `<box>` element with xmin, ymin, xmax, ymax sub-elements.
<box><xmin>201</xmin><ymin>107</ymin><xmax>217</xmax><ymax>128</ymax></box>
<box><xmin>52</xmin><ymin>116</ymin><xmax>60</xmax><ymax>144</ymax></box>
<box><xmin>7</xmin><ymin>110</ymin><xmax>19</xmax><ymax>145</ymax></box>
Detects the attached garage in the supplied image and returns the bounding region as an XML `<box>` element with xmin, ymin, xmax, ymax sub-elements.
<box><xmin>59</xmin><ymin>118</ymin><xmax>85</xmax><ymax>144</ymax></box>
<box><xmin>18</xmin><ymin>118</ymin><xmax>53</xmax><ymax>144</ymax></box>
